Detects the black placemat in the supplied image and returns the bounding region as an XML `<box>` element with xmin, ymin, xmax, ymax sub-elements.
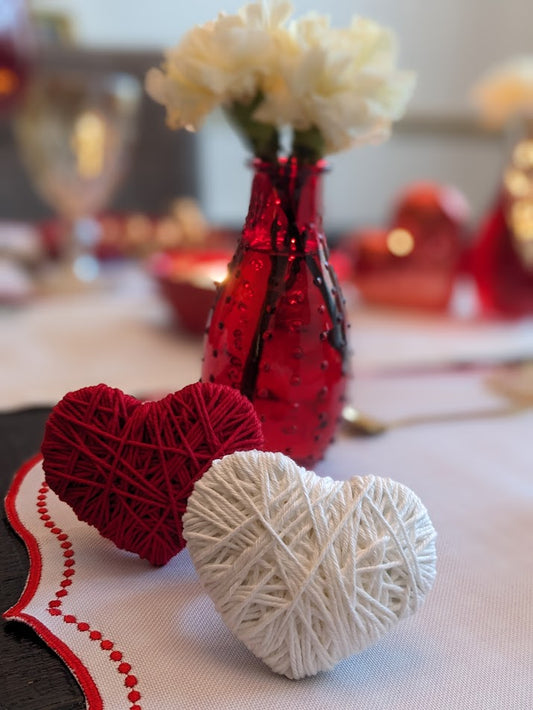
<box><xmin>0</xmin><ymin>407</ymin><xmax>85</xmax><ymax>710</ymax></box>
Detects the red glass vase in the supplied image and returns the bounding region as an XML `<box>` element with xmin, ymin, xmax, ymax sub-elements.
<box><xmin>471</xmin><ymin>116</ymin><xmax>533</xmax><ymax>316</ymax></box>
<box><xmin>471</xmin><ymin>194</ymin><xmax>533</xmax><ymax>316</ymax></box>
<box><xmin>201</xmin><ymin>158</ymin><xmax>350</xmax><ymax>467</ymax></box>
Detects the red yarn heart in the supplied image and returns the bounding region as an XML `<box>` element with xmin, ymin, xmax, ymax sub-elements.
<box><xmin>41</xmin><ymin>382</ymin><xmax>263</xmax><ymax>565</ymax></box>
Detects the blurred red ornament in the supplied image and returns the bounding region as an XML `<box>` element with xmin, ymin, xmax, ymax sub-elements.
<box><xmin>350</xmin><ymin>182</ymin><xmax>470</xmax><ymax>311</ymax></box>
<box><xmin>471</xmin><ymin>118</ymin><xmax>533</xmax><ymax>317</ymax></box>
<box><xmin>471</xmin><ymin>194</ymin><xmax>533</xmax><ymax>317</ymax></box>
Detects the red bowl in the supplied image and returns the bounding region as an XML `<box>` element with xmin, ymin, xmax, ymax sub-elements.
<box><xmin>150</xmin><ymin>249</ymin><xmax>232</xmax><ymax>334</ymax></box>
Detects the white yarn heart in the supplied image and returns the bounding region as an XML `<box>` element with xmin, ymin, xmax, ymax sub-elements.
<box><xmin>183</xmin><ymin>450</ymin><xmax>437</xmax><ymax>680</ymax></box>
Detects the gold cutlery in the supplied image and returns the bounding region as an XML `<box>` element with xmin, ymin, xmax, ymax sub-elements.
<box><xmin>342</xmin><ymin>362</ymin><xmax>533</xmax><ymax>436</ymax></box>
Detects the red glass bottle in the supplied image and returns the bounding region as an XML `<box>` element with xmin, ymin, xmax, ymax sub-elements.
<box><xmin>471</xmin><ymin>115</ymin><xmax>533</xmax><ymax>316</ymax></box>
<box><xmin>201</xmin><ymin>158</ymin><xmax>350</xmax><ymax>467</ymax></box>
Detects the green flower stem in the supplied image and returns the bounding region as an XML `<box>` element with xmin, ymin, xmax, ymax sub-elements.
<box><xmin>225</xmin><ymin>94</ymin><xmax>280</xmax><ymax>162</ymax></box>
<box><xmin>291</xmin><ymin>125</ymin><xmax>325</xmax><ymax>164</ymax></box>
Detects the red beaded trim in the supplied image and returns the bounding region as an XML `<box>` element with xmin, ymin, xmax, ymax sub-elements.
<box><xmin>38</xmin><ymin>480</ymin><xmax>142</xmax><ymax>710</ymax></box>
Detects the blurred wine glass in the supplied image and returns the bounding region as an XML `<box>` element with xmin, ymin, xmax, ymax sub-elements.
<box><xmin>14</xmin><ymin>68</ymin><xmax>141</xmax><ymax>287</ymax></box>
<box><xmin>0</xmin><ymin>0</ymin><xmax>33</xmax><ymax>115</ymax></box>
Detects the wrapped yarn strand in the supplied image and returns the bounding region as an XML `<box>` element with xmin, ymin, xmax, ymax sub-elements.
<box><xmin>183</xmin><ymin>450</ymin><xmax>437</xmax><ymax>679</ymax></box>
<box><xmin>42</xmin><ymin>382</ymin><xmax>263</xmax><ymax>565</ymax></box>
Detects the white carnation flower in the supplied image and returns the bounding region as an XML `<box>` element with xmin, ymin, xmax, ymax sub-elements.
<box><xmin>146</xmin><ymin>0</ymin><xmax>293</xmax><ymax>131</ymax></box>
<box><xmin>254</xmin><ymin>13</ymin><xmax>415</xmax><ymax>153</ymax></box>
<box><xmin>146</xmin><ymin>2</ymin><xmax>415</xmax><ymax>158</ymax></box>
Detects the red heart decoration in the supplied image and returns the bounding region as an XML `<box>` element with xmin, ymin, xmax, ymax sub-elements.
<box><xmin>41</xmin><ymin>382</ymin><xmax>263</xmax><ymax>565</ymax></box>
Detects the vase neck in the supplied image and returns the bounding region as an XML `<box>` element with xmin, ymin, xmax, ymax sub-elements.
<box><xmin>241</xmin><ymin>158</ymin><xmax>327</xmax><ymax>253</ymax></box>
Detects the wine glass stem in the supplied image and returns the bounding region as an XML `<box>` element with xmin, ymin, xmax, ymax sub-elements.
<box><xmin>68</xmin><ymin>216</ymin><xmax>101</xmax><ymax>283</ymax></box>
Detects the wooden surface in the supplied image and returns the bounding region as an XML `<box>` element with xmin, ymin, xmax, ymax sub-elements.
<box><xmin>0</xmin><ymin>407</ymin><xmax>85</xmax><ymax>710</ymax></box>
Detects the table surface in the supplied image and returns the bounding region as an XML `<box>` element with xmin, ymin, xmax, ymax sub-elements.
<box><xmin>1</xmin><ymin>266</ymin><xmax>533</xmax><ymax>709</ymax></box>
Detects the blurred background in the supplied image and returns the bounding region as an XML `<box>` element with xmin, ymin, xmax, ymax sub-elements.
<box><xmin>2</xmin><ymin>0</ymin><xmax>530</xmax><ymax>228</ymax></box>
<box><xmin>2</xmin><ymin>0</ymin><xmax>533</xmax><ymax>318</ymax></box>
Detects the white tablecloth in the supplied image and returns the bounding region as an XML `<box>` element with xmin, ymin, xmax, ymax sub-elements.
<box><xmin>2</xmin><ymin>268</ymin><xmax>533</xmax><ymax>413</ymax></box>
<box><xmin>1</xmin><ymin>269</ymin><xmax>203</xmax><ymax>411</ymax></box>
<box><xmin>2</xmin><ymin>266</ymin><xmax>533</xmax><ymax>709</ymax></box>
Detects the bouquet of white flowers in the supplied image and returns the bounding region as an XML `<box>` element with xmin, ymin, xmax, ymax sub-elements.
<box><xmin>146</xmin><ymin>0</ymin><xmax>415</xmax><ymax>162</ymax></box>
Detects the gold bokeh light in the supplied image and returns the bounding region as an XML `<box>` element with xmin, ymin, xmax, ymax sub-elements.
<box><xmin>510</xmin><ymin>199</ymin><xmax>533</xmax><ymax>242</ymax></box>
<box><xmin>0</xmin><ymin>67</ymin><xmax>19</xmax><ymax>97</ymax></box>
<box><xmin>504</xmin><ymin>167</ymin><xmax>531</xmax><ymax>198</ymax></box>
<box><xmin>513</xmin><ymin>140</ymin><xmax>533</xmax><ymax>171</ymax></box>
<box><xmin>71</xmin><ymin>111</ymin><xmax>107</xmax><ymax>179</ymax></box>
<box><xmin>386</xmin><ymin>228</ymin><xmax>415</xmax><ymax>257</ymax></box>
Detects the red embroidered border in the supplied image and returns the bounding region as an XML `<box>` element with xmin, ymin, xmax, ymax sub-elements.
<box><xmin>3</xmin><ymin>455</ymin><xmax>142</xmax><ymax>709</ymax></box>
